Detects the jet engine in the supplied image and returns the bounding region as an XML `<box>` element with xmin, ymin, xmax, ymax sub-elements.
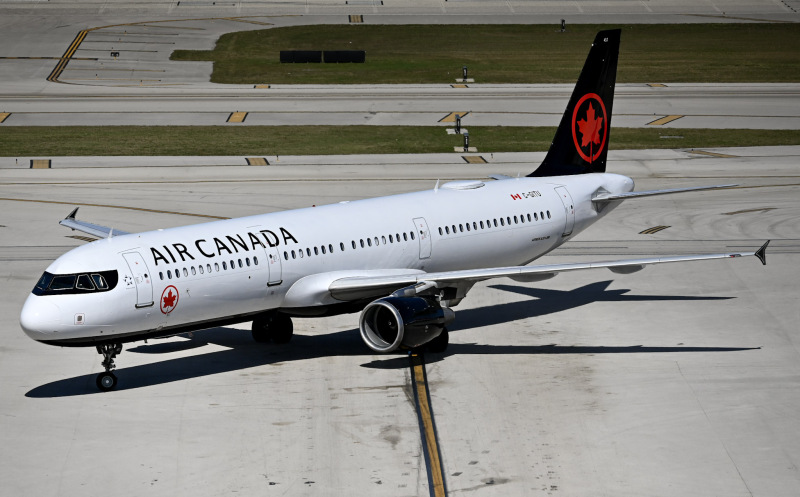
<box><xmin>359</xmin><ymin>296</ymin><xmax>455</xmax><ymax>353</ymax></box>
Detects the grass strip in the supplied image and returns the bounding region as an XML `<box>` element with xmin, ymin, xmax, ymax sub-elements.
<box><xmin>2</xmin><ymin>126</ymin><xmax>798</xmax><ymax>157</ymax></box>
<box><xmin>170</xmin><ymin>24</ymin><xmax>800</xmax><ymax>84</ymax></box>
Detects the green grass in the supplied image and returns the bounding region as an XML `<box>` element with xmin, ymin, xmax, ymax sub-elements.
<box><xmin>3</xmin><ymin>126</ymin><xmax>798</xmax><ymax>156</ymax></box>
<box><xmin>170</xmin><ymin>24</ymin><xmax>800</xmax><ymax>84</ymax></box>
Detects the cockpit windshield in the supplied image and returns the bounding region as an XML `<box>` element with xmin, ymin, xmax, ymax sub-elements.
<box><xmin>32</xmin><ymin>270</ymin><xmax>118</xmax><ymax>296</ymax></box>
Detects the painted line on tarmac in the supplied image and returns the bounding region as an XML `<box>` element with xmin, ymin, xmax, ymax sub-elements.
<box><xmin>48</xmin><ymin>30</ymin><xmax>89</xmax><ymax>83</ymax></box>
<box><xmin>438</xmin><ymin>112</ymin><xmax>469</xmax><ymax>123</ymax></box>
<box><xmin>639</xmin><ymin>225</ymin><xmax>670</xmax><ymax>234</ymax></box>
<box><xmin>409</xmin><ymin>353</ymin><xmax>447</xmax><ymax>497</ymax></box>
<box><xmin>227</xmin><ymin>112</ymin><xmax>248</xmax><ymax>123</ymax></box>
<box><xmin>647</xmin><ymin>115</ymin><xmax>684</xmax><ymax>126</ymax></box>
<box><xmin>688</xmin><ymin>149</ymin><xmax>739</xmax><ymax>158</ymax></box>
<box><xmin>0</xmin><ymin>198</ymin><xmax>228</xmax><ymax>220</ymax></box>
<box><xmin>0</xmin><ymin>112</ymin><xmax>9</xmax><ymax>123</ymax></box>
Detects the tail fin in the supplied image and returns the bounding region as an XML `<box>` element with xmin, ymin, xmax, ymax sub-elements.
<box><xmin>529</xmin><ymin>29</ymin><xmax>620</xmax><ymax>177</ymax></box>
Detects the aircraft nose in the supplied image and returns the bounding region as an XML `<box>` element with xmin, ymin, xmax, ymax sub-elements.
<box><xmin>20</xmin><ymin>296</ymin><xmax>62</xmax><ymax>341</ymax></box>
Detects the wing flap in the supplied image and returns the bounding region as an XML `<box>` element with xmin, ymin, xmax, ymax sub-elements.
<box><xmin>329</xmin><ymin>244</ymin><xmax>768</xmax><ymax>301</ymax></box>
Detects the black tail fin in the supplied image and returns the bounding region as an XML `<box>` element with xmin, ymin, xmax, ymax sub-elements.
<box><xmin>529</xmin><ymin>29</ymin><xmax>620</xmax><ymax>177</ymax></box>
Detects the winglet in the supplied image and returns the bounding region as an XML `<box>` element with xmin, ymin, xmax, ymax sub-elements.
<box><xmin>65</xmin><ymin>207</ymin><xmax>79</xmax><ymax>221</ymax></box>
<box><xmin>755</xmin><ymin>240</ymin><xmax>770</xmax><ymax>266</ymax></box>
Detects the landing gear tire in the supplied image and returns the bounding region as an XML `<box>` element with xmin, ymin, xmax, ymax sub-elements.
<box><xmin>252</xmin><ymin>313</ymin><xmax>294</xmax><ymax>344</ymax></box>
<box><xmin>95</xmin><ymin>343</ymin><xmax>122</xmax><ymax>392</ymax></box>
<box><xmin>96</xmin><ymin>372</ymin><xmax>118</xmax><ymax>391</ymax></box>
<box><xmin>427</xmin><ymin>327</ymin><xmax>449</xmax><ymax>354</ymax></box>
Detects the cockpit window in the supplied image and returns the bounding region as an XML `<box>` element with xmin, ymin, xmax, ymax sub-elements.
<box><xmin>32</xmin><ymin>270</ymin><xmax>118</xmax><ymax>296</ymax></box>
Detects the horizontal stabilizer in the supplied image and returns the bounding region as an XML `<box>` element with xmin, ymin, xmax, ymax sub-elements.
<box><xmin>593</xmin><ymin>184</ymin><xmax>737</xmax><ymax>202</ymax></box>
<box><xmin>59</xmin><ymin>208</ymin><xmax>130</xmax><ymax>239</ymax></box>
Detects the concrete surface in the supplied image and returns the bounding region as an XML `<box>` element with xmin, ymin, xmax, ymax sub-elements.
<box><xmin>1</xmin><ymin>147</ymin><xmax>799</xmax><ymax>496</ymax></box>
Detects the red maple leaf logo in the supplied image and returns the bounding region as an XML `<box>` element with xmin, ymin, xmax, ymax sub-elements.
<box><xmin>162</xmin><ymin>290</ymin><xmax>176</xmax><ymax>309</ymax></box>
<box><xmin>576</xmin><ymin>102</ymin><xmax>603</xmax><ymax>148</ymax></box>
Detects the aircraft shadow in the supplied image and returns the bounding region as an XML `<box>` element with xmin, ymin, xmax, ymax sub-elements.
<box><xmin>26</xmin><ymin>281</ymin><xmax>748</xmax><ymax>397</ymax></box>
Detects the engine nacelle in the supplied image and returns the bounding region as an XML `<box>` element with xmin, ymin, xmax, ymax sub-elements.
<box><xmin>359</xmin><ymin>296</ymin><xmax>455</xmax><ymax>353</ymax></box>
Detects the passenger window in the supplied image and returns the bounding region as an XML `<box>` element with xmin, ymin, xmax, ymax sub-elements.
<box><xmin>445</xmin><ymin>226</ymin><xmax>450</xmax><ymax>234</ymax></box>
<box><xmin>514</xmin><ymin>216</ymin><xmax>518</xmax><ymax>224</ymax></box>
<box><xmin>547</xmin><ymin>210</ymin><xmax>551</xmax><ymax>219</ymax></box>
<box><xmin>527</xmin><ymin>213</ymin><xmax>532</xmax><ymax>222</ymax></box>
<box><xmin>540</xmin><ymin>211</ymin><xmax>544</xmax><ymax>220</ymax></box>
<box><xmin>181</xmin><ymin>268</ymin><xmax>187</xmax><ymax>277</ymax></box>
<box><xmin>493</xmin><ymin>219</ymin><xmax>498</xmax><ymax>227</ymax></box>
<box><xmin>299</xmin><ymin>249</ymin><xmax>304</xmax><ymax>258</ymax></box>
<box><xmin>507</xmin><ymin>217</ymin><xmax>511</xmax><ymax>225</ymax></box>
<box><xmin>314</xmin><ymin>247</ymin><xmax>319</xmax><ymax>255</ymax></box>
<box><xmin>395</xmin><ymin>233</ymin><xmax>400</xmax><ymax>241</ymax></box>
<box><xmin>389</xmin><ymin>235</ymin><xmax>394</xmax><ymax>243</ymax></box>
<box><xmin>76</xmin><ymin>274</ymin><xmax>95</xmax><ymax>290</ymax></box>
<box><xmin>222</xmin><ymin>261</ymin><xmax>227</xmax><ymax>270</ymax></box>
<box><xmin>367</xmin><ymin>238</ymin><xmax>372</xmax><ymax>247</ymax></box>
<box><xmin>230</xmin><ymin>260</ymin><xmax>235</xmax><ymax>268</ymax></box>
<box><xmin>246</xmin><ymin>258</ymin><xmax>250</xmax><ymax>267</ymax></box>
<box><xmin>466</xmin><ymin>223</ymin><xmax>470</xmax><ymax>232</ymax></box>
<box><xmin>374</xmin><ymin>237</ymin><xmax>379</xmax><ymax>246</ymax></box>
<box><xmin>238</xmin><ymin>259</ymin><xmax>243</xmax><ymax>268</ymax></box>
<box><xmin>253</xmin><ymin>258</ymin><xmax>258</xmax><ymax>266</ymax></box>
<box><xmin>159</xmin><ymin>272</ymin><xmax>164</xmax><ymax>281</ymax></box>
<box><xmin>199</xmin><ymin>265</ymin><xmax>204</xmax><ymax>274</ymax></box>
<box><xmin>92</xmin><ymin>274</ymin><xmax>108</xmax><ymax>289</ymax></box>
<box><xmin>329</xmin><ymin>244</ymin><xmax>334</xmax><ymax>253</ymax></box>
<box><xmin>411</xmin><ymin>232</ymin><xmax>415</xmax><ymax>240</ymax></box>
<box><xmin>381</xmin><ymin>236</ymin><xmax>387</xmax><ymax>245</ymax></box>
<box><xmin>352</xmin><ymin>241</ymin><xmax>356</xmax><ymax>249</ymax></box>
<box><xmin>452</xmin><ymin>225</ymin><xmax>456</xmax><ymax>233</ymax></box>
<box><xmin>175</xmin><ymin>269</ymin><xmax>181</xmax><ymax>279</ymax></box>
<box><xmin>480</xmin><ymin>221</ymin><xmax>485</xmax><ymax>229</ymax></box>
<box><xmin>283</xmin><ymin>252</ymin><xmax>288</xmax><ymax>261</ymax></box>
<box><xmin>360</xmin><ymin>239</ymin><xmax>365</xmax><ymax>248</ymax></box>
<box><xmin>473</xmin><ymin>222</ymin><xmax>477</xmax><ymax>230</ymax></box>
<box><xmin>207</xmin><ymin>264</ymin><xmax>212</xmax><ymax>272</ymax></box>
<box><xmin>215</xmin><ymin>263</ymin><xmax>220</xmax><ymax>271</ymax></box>
<box><xmin>191</xmin><ymin>267</ymin><xmax>196</xmax><ymax>275</ymax></box>
<box><xmin>534</xmin><ymin>212</ymin><xmax>538</xmax><ymax>221</ymax></box>
<box><xmin>167</xmin><ymin>270</ymin><xmax>172</xmax><ymax>279</ymax></box>
<box><xmin>321</xmin><ymin>246</ymin><xmax>326</xmax><ymax>255</ymax></box>
<box><xmin>292</xmin><ymin>250</ymin><xmax>296</xmax><ymax>259</ymax></box>
<box><xmin>500</xmin><ymin>218</ymin><xmax>505</xmax><ymax>226</ymax></box>
<box><xmin>403</xmin><ymin>233</ymin><xmax>408</xmax><ymax>241</ymax></box>
<box><xmin>340</xmin><ymin>242</ymin><xmax>345</xmax><ymax>251</ymax></box>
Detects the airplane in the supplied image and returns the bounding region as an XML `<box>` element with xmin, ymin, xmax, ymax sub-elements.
<box><xmin>20</xmin><ymin>29</ymin><xmax>769</xmax><ymax>391</ymax></box>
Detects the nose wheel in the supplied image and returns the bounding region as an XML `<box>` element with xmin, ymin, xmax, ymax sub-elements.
<box><xmin>95</xmin><ymin>343</ymin><xmax>122</xmax><ymax>392</ymax></box>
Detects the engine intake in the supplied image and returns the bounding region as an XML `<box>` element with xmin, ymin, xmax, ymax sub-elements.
<box><xmin>359</xmin><ymin>296</ymin><xmax>455</xmax><ymax>353</ymax></box>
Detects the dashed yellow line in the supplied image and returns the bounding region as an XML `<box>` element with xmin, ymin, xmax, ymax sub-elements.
<box><xmin>409</xmin><ymin>353</ymin><xmax>447</xmax><ymax>497</ymax></box>
<box><xmin>648</xmin><ymin>83</ymin><xmax>667</xmax><ymax>87</ymax></box>
<box><xmin>246</xmin><ymin>157</ymin><xmax>269</xmax><ymax>166</ymax></box>
<box><xmin>254</xmin><ymin>84</ymin><xmax>271</xmax><ymax>89</ymax></box>
<box><xmin>646</xmin><ymin>115</ymin><xmax>684</xmax><ymax>126</ymax></box>
<box><xmin>30</xmin><ymin>160</ymin><xmax>52</xmax><ymax>169</ymax></box>
<box><xmin>438</xmin><ymin>112</ymin><xmax>469</xmax><ymax>123</ymax></box>
<box><xmin>0</xmin><ymin>112</ymin><xmax>9</xmax><ymax>123</ymax></box>
<box><xmin>349</xmin><ymin>14</ymin><xmax>364</xmax><ymax>23</ymax></box>
<box><xmin>462</xmin><ymin>155</ymin><xmax>486</xmax><ymax>164</ymax></box>
<box><xmin>227</xmin><ymin>111</ymin><xmax>248</xmax><ymax>123</ymax></box>
<box><xmin>450</xmin><ymin>84</ymin><xmax>468</xmax><ymax>88</ymax></box>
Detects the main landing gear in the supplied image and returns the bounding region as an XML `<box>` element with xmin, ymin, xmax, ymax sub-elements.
<box><xmin>252</xmin><ymin>313</ymin><xmax>293</xmax><ymax>344</ymax></box>
<box><xmin>96</xmin><ymin>343</ymin><xmax>122</xmax><ymax>392</ymax></box>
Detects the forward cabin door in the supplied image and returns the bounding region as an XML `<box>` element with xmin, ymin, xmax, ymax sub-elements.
<box><xmin>413</xmin><ymin>217</ymin><xmax>432</xmax><ymax>259</ymax></box>
<box><xmin>122</xmin><ymin>251</ymin><xmax>154</xmax><ymax>308</ymax></box>
<box><xmin>265</xmin><ymin>244</ymin><xmax>282</xmax><ymax>286</ymax></box>
<box><xmin>554</xmin><ymin>186</ymin><xmax>575</xmax><ymax>237</ymax></box>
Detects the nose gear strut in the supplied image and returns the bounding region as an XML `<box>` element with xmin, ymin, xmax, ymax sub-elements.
<box><xmin>95</xmin><ymin>343</ymin><xmax>122</xmax><ymax>391</ymax></box>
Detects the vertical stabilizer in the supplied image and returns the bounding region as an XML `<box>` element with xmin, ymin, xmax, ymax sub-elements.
<box><xmin>529</xmin><ymin>29</ymin><xmax>620</xmax><ymax>177</ymax></box>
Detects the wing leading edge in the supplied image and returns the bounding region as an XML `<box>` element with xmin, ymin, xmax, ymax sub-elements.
<box><xmin>328</xmin><ymin>241</ymin><xmax>770</xmax><ymax>302</ymax></box>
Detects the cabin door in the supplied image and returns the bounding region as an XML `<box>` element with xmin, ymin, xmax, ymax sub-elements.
<box><xmin>554</xmin><ymin>186</ymin><xmax>575</xmax><ymax>237</ymax></box>
<box><xmin>122</xmin><ymin>251</ymin><xmax>154</xmax><ymax>308</ymax></box>
<box><xmin>413</xmin><ymin>217</ymin><xmax>432</xmax><ymax>259</ymax></box>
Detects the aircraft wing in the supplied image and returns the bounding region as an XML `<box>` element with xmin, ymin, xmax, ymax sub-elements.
<box><xmin>59</xmin><ymin>208</ymin><xmax>130</xmax><ymax>239</ymax></box>
<box><xmin>327</xmin><ymin>241</ymin><xmax>769</xmax><ymax>302</ymax></box>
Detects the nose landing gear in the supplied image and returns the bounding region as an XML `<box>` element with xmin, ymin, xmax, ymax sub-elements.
<box><xmin>95</xmin><ymin>343</ymin><xmax>122</xmax><ymax>392</ymax></box>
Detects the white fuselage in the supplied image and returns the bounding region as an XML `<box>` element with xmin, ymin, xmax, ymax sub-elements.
<box><xmin>20</xmin><ymin>173</ymin><xmax>633</xmax><ymax>346</ymax></box>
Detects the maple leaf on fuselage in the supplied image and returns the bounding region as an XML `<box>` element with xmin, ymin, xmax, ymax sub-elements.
<box><xmin>576</xmin><ymin>103</ymin><xmax>603</xmax><ymax>148</ymax></box>
<box><xmin>163</xmin><ymin>290</ymin><xmax>176</xmax><ymax>308</ymax></box>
